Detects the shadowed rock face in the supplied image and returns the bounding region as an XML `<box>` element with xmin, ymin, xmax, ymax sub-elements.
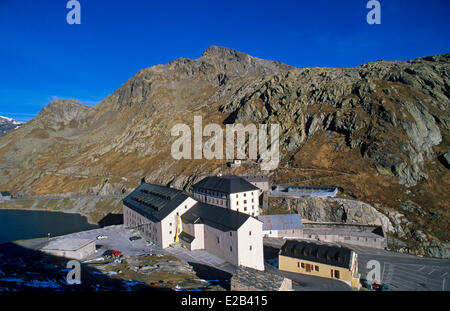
<box><xmin>0</xmin><ymin>47</ymin><xmax>449</xmax><ymax>256</ymax></box>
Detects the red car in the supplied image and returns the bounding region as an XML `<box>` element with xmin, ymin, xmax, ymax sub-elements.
<box><xmin>111</xmin><ymin>250</ymin><xmax>122</xmax><ymax>257</ymax></box>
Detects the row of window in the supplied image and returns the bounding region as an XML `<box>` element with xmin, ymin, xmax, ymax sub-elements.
<box><xmin>296</xmin><ymin>262</ymin><xmax>341</xmax><ymax>279</ymax></box>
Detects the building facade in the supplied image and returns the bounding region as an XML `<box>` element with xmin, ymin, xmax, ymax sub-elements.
<box><xmin>258</xmin><ymin>214</ymin><xmax>303</xmax><ymax>238</ymax></box>
<box><xmin>123</xmin><ymin>183</ymin><xmax>197</xmax><ymax>249</ymax></box>
<box><xmin>191</xmin><ymin>175</ymin><xmax>261</xmax><ymax>216</ymax></box>
<box><xmin>239</xmin><ymin>175</ymin><xmax>270</xmax><ymax>192</ymax></box>
<box><xmin>299</xmin><ymin>223</ymin><xmax>387</xmax><ymax>249</ymax></box>
<box><xmin>123</xmin><ymin>181</ymin><xmax>265</xmax><ymax>271</ymax></box>
<box><xmin>41</xmin><ymin>238</ymin><xmax>96</xmax><ymax>261</ymax></box>
<box><xmin>278</xmin><ymin>240</ymin><xmax>360</xmax><ymax>289</ymax></box>
<box><xmin>180</xmin><ymin>202</ymin><xmax>264</xmax><ymax>270</ymax></box>
<box><xmin>0</xmin><ymin>191</ymin><xmax>11</xmax><ymax>201</ymax></box>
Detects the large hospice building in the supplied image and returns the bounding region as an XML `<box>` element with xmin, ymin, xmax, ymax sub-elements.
<box><xmin>123</xmin><ymin>181</ymin><xmax>264</xmax><ymax>271</ymax></box>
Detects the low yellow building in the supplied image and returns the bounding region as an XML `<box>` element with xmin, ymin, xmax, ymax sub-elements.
<box><xmin>279</xmin><ymin>240</ymin><xmax>360</xmax><ymax>289</ymax></box>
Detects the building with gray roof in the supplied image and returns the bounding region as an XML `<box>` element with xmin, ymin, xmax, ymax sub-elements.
<box><xmin>123</xmin><ymin>182</ymin><xmax>265</xmax><ymax>271</ymax></box>
<box><xmin>192</xmin><ymin>175</ymin><xmax>262</xmax><ymax>216</ymax></box>
<box><xmin>279</xmin><ymin>240</ymin><xmax>360</xmax><ymax>289</ymax></box>
<box><xmin>258</xmin><ymin>214</ymin><xmax>303</xmax><ymax>238</ymax></box>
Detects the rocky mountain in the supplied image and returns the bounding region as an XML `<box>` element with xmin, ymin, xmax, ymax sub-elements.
<box><xmin>0</xmin><ymin>46</ymin><xmax>449</xmax><ymax>257</ymax></box>
<box><xmin>0</xmin><ymin>116</ymin><xmax>23</xmax><ymax>136</ymax></box>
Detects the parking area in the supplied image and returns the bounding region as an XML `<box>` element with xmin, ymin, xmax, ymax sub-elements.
<box><xmin>59</xmin><ymin>225</ymin><xmax>163</xmax><ymax>260</ymax></box>
<box><xmin>264</xmin><ymin>237</ymin><xmax>450</xmax><ymax>291</ymax></box>
<box><xmin>346</xmin><ymin>244</ymin><xmax>450</xmax><ymax>291</ymax></box>
<box><xmin>59</xmin><ymin>225</ymin><xmax>236</xmax><ymax>276</ymax></box>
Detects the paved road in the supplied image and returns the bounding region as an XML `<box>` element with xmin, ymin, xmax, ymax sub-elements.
<box><xmin>47</xmin><ymin>225</ymin><xmax>162</xmax><ymax>260</ymax></box>
<box><xmin>345</xmin><ymin>244</ymin><xmax>450</xmax><ymax>291</ymax></box>
<box><xmin>265</xmin><ymin>238</ymin><xmax>450</xmax><ymax>291</ymax></box>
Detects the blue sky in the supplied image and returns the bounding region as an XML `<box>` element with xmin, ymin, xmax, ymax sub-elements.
<box><xmin>0</xmin><ymin>0</ymin><xmax>449</xmax><ymax>122</ymax></box>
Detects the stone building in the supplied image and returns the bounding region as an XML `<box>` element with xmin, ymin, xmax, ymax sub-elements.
<box><xmin>239</xmin><ymin>175</ymin><xmax>270</xmax><ymax>192</ymax></box>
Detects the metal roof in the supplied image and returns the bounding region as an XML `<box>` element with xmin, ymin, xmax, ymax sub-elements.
<box><xmin>258</xmin><ymin>214</ymin><xmax>303</xmax><ymax>231</ymax></box>
<box><xmin>279</xmin><ymin>240</ymin><xmax>353</xmax><ymax>269</ymax></box>
<box><xmin>123</xmin><ymin>183</ymin><xmax>189</xmax><ymax>222</ymax></box>
<box><xmin>181</xmin><ymin>202</ymin><xmax>257</xmax><ymax>232</ymax></box>
<box><xmin>192</xmin><ymin>175</ymin><xmax>259</xmax><ymax>194</ymax></box>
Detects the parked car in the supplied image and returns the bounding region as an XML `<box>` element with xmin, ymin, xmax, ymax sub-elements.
<box><xmin>102</xmin><ymin>250</ymin><xmax>122</xmax><ymax>259</ymax></box>
<box><xmin>129</xmin><ymin>236</ymin><xmax>142</xmax><ymax>241</ymax></box>
<box><xmin>372</xmin><ymin>283</ymin><xmax>390</xmax><ymax>291</ymax></box>
<box><xmin>96</xmin><ymin>235</ymin><xmax>109</xmax><ymax>240</ymax></box>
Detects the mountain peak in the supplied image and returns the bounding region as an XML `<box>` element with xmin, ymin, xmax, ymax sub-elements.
<box><xmin>201</xmin><ymin>45</ymin><xmax>250</xmax><ymax>60</ymax></box>
<box><xmin>0</xmin><ymin>116</ymin><xmax>23</xmax><ymax>136</ymax></box>
<box><xmin>35</xmin><ymin>99</ymin><xmax>88</xmax><ymax>128</ymax></box>
<box><xmin>200</xmin><ymin>45</ymin><xmax>294</xmax><ymax>76</ymax></box>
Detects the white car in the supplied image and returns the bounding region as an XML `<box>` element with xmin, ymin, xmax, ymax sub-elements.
<box><xmin>96</xmin><ymin>235</ymin><xmax>109</xmax><ymax>240</ymax></box>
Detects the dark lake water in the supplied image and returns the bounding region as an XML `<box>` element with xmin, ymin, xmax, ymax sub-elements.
<box><xmin>0</xmin><ymin>210</ymin><xmax>98</xmax><ymax>244</ymax></box>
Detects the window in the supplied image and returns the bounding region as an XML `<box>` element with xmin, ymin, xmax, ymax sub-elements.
<box><xmin>334</xmin><ymin>270</ymin><xmax>340</xmax><ymax>279</ymax></box>
<box><xmin>169</xmin><ymin>231</ymin><xmax>172</xmax><ymax>234</ymax></box>
<box><xmin>301</xmin><ymin>262</ymin><xmax>305</xmax><ymax>268</ymax></box>
<box><xmin>229</xmin><ymin>232</ymin><xmax>232</xmax><ymax>237</ymax></box>
<box><xmin>236</xmin><ymin>194</ymin><xmax>239</xmax><ymax>198</ymax></box>
<box><xmin>249</xmin><ymin>231</ymin><xmax>252</xmax><ymax>236</ymax></box>
<box><xmin>230</xmin><ymin>246</ymin><xmax>232</xmax><ymax>252</ymax></box>
<box><xmin>244</xmin><ymin>193</ymin><xmax>246</xmax><ymax>197</ymax></box>
<box><xmin>216</xmin><ymin>237</ymin><xmax>220</xmax><ymax>244</ymax></box>
<box><xmin>244</xmin><ymin>207</ymin><xmax>247</xmax><ymax>211</ymax></box>
<box><xmin>236</xmin><ymin>201</ymin><xmax>239</xmax><ymax>206</ymax></box>
<box><xmin>249</xmin><ymin>245</ymin><xmax>252</xmax><ymax>251</ymax></box>
<box><xmin>244</xmin><ymin>200</ymin><xmax>247</xmax><ymax>204</ymax></box>
<box><xmin>297</xmin><ymin>262</ymin><xmax>300</xmax><ymax>268</ymax></box>
<box><xmin>315</xmin><ymin>266</ymin><xmax>319</xmax><ymax>272</ymax></box>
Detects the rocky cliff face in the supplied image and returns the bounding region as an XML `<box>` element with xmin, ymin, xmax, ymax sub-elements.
<box><xmin>0</xmin><ymin>46</ymin><xmax>448</xmax><ymax>256</ymax></box>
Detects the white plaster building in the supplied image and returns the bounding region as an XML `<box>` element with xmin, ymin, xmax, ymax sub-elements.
<box><xmin>123</xmin><ymin>182</ymin><xmax>265</xmax><ymax>271</ymax></box>
<box><xmin>180</xmin><ymin>202</ymin><xmax>264</xmax><ymax>271</ymax></box>
<box><xmin>123</xmin><ymin>183</ymin><xmax>197</xmax><ymax>249</ymax></box>
<box><xmin>191</xmin><ymin>175</ymin><xmax>261</xmax><ymax>216</ymax></box>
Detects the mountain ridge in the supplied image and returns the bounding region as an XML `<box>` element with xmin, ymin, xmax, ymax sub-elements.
<box><xmin>0</xmin><ymin>47</ymin><xmax>449</xmax><ymax>257</ymax></box>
